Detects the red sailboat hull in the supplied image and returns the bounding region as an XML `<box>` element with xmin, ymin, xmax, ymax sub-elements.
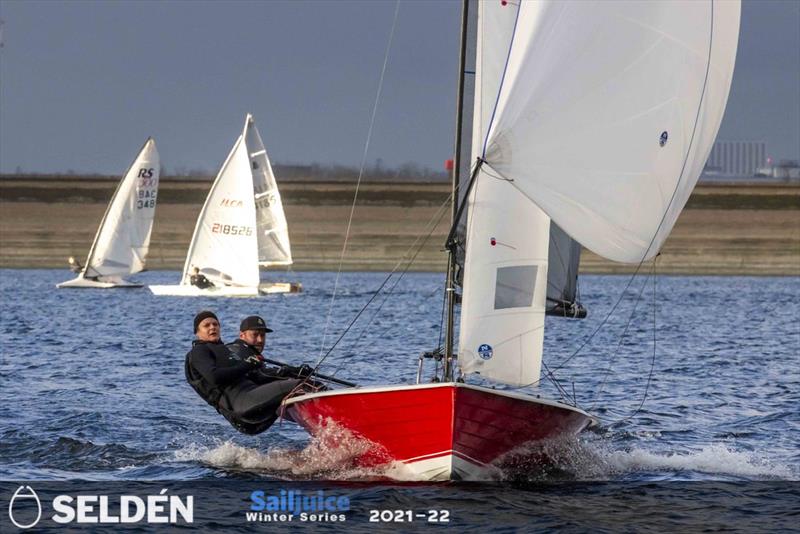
<box><xmin>283</xmin><ymin>382</ymin><xmax>595</xmax><ymax>480</ymax></box>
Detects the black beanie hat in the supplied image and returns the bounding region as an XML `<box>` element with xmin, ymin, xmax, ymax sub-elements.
<box><xmin>193</xmin><ymin>310</ymin><xmax>218</xmax><ymax>333</ymax></box>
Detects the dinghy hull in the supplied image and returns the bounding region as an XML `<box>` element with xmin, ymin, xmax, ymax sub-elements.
<box><xmin>283</xmin><ymin>382</ymin><xmax>594</xmax><ymax>481</ymax></box>
<box><xmin>148</xmin><ymin>282</ymin><xmax>302</xmax><ymax>297</ymax></box>
<box><xmin>57</xmin><ymin>276</ymin><xmax>142</xmax><ymax>289</ymax></box>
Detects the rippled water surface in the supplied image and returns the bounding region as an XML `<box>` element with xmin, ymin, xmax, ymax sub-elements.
<box><xmin>2</xmin><ymin>269</ymin><xmax>797</xmax><ymax>481</ymax></box>
<box><xmin>1</xmin><ymin>269</ymin><xmax>798</xmax><ymax>527</ymax></box>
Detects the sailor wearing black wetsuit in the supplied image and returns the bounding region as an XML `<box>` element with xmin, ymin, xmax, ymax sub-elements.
<box><xmin>189</xmin><ymin>267</ymin><xmax>214</xmax><ymax>289</ymax></box>
<box><xmin>185</xmin><ymin>312</ymin><xmax>310</xmax><ymax>434</ymax></box>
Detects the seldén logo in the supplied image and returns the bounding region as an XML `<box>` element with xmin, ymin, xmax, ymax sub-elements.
<box><xmin>7</xmin><ymin>486</ymin><xmax>193</xmax><ymax>528</ymax></box>
<box><xmin>248</xmin><ymin>489</ymin><xmax>349</xmax><ymax>523</ymax></box>
<box><xmin>8</xmin><ymin>486</ymin><xmax>42</xmax><ymax>529</ymax></box>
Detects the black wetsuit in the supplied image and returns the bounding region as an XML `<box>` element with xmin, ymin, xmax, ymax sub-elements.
<box><xmin>189</xmin><ymin>273</ymin><xmax>214</xmax><ymax>289</ymax></box>
<box><xmin>185</xmin><ymin>339</ymin><xmax>301</xmax><ymax>434</ymax></box>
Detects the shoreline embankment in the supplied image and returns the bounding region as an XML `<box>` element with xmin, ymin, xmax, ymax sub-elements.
<box><xmin>1</xmin><ymin>178</ymin><xmax>798</xmax><ymax>275</ymax></box>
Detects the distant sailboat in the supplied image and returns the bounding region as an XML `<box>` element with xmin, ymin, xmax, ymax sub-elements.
<box><xmin>58</xmin><ymin>138</ymin><xmax>160</xmax><ymax>289</ymax></box>
<box><xmin>149</xmin><ymin>114</ymin><xmax>300</xmax><ymax>297</ymax></box>
<box><xmin>284</xmin><ymin>0</ymin><xmax>741</xmax><ymax>480</ymax></box>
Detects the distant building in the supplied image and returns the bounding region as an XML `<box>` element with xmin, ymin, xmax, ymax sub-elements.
<box><xmin>756</xmin><ymin>160</ymin><xmax>800</xmax><ymax>181</ymax></box>
<box><xmin>705</xmin><ymin>140</ymin><xmax>767</xmax><ymax>176</ymax></box>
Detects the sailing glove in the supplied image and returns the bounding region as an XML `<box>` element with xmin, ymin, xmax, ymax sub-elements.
<box><xmin>296</xmin><ymin>364</ymin><xmax>314</xmax><ymax>378</ymax></box>
<box><xmin>244</xmin><ymin>355</ymin><xmax>263</xmax><ymax>368</ymax></box>
<box><xmin>278</xmin><ymin>364</ymin><xmax>314</xmax><ymax>378</ymax></box>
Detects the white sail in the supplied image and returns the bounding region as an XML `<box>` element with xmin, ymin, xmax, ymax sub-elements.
<box><xmin>180</xmin><ymin>136</ymin><xmax>260</xmax><ymax>287</ymax></box>
<box><xmin>459</xmin><ymin>0</ymin><xmax>548</xmax><ymax>387</ymax></box>
<box><xmin>243</xmin><ymin>114</ymin><xmax>293</xmax><ymax>267</ymax></box>
<box><xmin>482</xmin><ymin>0</ymin><xmax>740</xmax><ymax>264</ymax></box>
<box><xmin>84</xmin><ymin>138</ymin><xmax>159</xmax><ymax>278</ymax></box>
<box><xmin>546</xmin><ymin>222</ymin><xmax>583</xmax><ymax>314</ymax></box>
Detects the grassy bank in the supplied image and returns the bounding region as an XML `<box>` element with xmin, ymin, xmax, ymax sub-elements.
<box><xmin>1</xmin><ymin>179</ymin><xmax>798</xmax><ymax>275</ymax></box>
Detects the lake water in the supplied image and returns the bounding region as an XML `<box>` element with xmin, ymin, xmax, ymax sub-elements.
<box><xmin>1</xmin><ymin>269</ymin><xmax>797</xmax><ymax>530</ymax></box>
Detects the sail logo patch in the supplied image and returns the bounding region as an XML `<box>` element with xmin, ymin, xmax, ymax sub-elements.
<box><xmin>659</xmin><ymin>131</ymin><xmax>668</xmax><ymax>147</ymax></box>
<box><xmin>220</xmin><ymin>198</ymin><xmax>244</xmax><ymax>208</ymax></box>
<box><xmin>477</xmin><ymin>344</ymin><xmax>493</xmax><ymax>360</ymax></box>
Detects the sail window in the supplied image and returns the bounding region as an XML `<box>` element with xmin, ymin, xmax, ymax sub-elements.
<box><xmin>494</xmin><ymin>265</ymin><xmax>537</xmax><ymax>309</ymax></box>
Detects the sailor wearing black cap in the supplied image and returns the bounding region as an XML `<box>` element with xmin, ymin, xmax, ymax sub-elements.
<box><xmin>185</xmin><ymin>312</ymin><xmax>308</xmax><ymax>435</ymax></box>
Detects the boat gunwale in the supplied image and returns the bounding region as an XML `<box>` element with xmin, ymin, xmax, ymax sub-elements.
<box><xmin>282</xmin><ymin>381</ymin><xmax>595</xmax><ymax>422</ymax></box>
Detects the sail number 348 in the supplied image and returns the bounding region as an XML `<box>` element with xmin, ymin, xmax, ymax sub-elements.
<box><xmin>211</xmin><ymin>223</ymin><xmax>253</xmax><ymax>236</ymax></box>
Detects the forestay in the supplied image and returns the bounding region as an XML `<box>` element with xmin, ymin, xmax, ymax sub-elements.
<box><xmin>84</xmin><ymin>138</ymin><xmax>159</xmax><ymax>278</ymax></box>
<box><xmin>459</xmin><ymin>0</ymin><xmax>548</xmax><ymax>387</ymax></box>
<box><xmin>244</xmin><ymin>115</ymin><xmax>293</xmax><ymax>267</ymax></box>
<box><xmin>180</xmin><ymin>136</ymin><xmax>260</xmax><ymax>287</ymax></box>
<box><xmin>482</xmin><ymin>0</ymin><xmax>740</xmax><ymax>263</ymax></box>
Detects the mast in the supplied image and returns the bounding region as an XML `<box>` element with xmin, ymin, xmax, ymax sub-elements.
<box><xmin>443</xmin><ymin>0</ymin><xmax>470</xmax><ymax>382</ymax></box>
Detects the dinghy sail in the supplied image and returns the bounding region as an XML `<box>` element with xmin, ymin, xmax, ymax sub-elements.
<box><xmin>57</xmin><ymin>138</ymin><xmax>159</xmax><ymax>289</ymax></box>
<box><xmin>284</xmin><ymin>0</ymin><xmax>740</xmax><ymax>480</ymax></box>
<box><xmin>148</xmin><ymin>114</ymin><xmax>300</xmax><ymax>297</ymax></box>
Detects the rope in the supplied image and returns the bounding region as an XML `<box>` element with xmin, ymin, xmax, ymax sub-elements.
<box><xmin>317</xmin><ymin>0</ymin><xmax>402</xmax><ymax>361</ymax></box>
<box><xmin>607</xmin><ymin>255</ymin><xmax>659</xmax><ymax>427</ymax></box>
<box><xmin>589</xmin><ymin>263</ymin><xmax>654</xmax><ymax>410</ymax></box>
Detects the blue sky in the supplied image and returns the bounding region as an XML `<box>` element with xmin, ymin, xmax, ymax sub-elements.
<box><xmin>0</xmin><ymin>0</ymin><xmax>797</xmax><ymax>175</ymax></box>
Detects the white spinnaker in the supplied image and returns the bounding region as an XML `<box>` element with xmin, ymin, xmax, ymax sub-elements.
<box><xmin>85</xmin><ymin>138</ymin><xmax>159</xmax><ymax>278</ymax></box>
<box><xmin>180</xmin><ymin>136</ymin><xmax>259</xmax><ymax>287</ymax></box>
<box><xmin>243</xmin><ymin>114</ymin><xmax>293</xmax><ymax>267</ymax></box>
<box><xmin>459</xmin><ymin>0</ymin><xmax>549</xmax><ymax>387</ymax></box>
<box><xmin>483</xmin><ymin>0</ymin><xmax>740</xmax><ymax>263</ymax></box>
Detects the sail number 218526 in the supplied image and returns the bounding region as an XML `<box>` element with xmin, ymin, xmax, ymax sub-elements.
<box><xmin>211</xmin><ymin>223</ymin><xmax>253</xmax><ymax>236</ymax></box>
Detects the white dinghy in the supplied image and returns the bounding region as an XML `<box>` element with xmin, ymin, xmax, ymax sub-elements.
<box><xmin>149</xmin><ymin>114</ymin><xmax>300</xmax><ymax>297</ymax></box>
<box><xmin>58</xmin><ymin>138</ymin><xmax>160</xmax><ymax>289</ymax></box>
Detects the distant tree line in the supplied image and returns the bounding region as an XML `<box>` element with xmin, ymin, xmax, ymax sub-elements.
<box><xmin>3</xmin><ymin>160</ymin><xmax>450</xmax><ymax>183</ymax></box>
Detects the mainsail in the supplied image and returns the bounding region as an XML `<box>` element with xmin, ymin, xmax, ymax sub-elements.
<box><xmin>180</xmin><ymin>135</ymin><xmax>260</xmax><ymax>287</ymax></box>
<box><xmin>459</xmin><ymin>0</ymin><xmax>550</xmax><ymax>387</ymax></box>
<box><xmin>546</xmin><ymin>222</ymin><xmax>585</xmax><ymax>318</ymax></box>
<box><xmin>244</xmin><ymin>115</ymin><xmax>293</xmax><ymax>267</ymax></box>
<box><xmin>84</xmin><ymin>138</ymin><xmax>159</xmax><ymax>278</ymax></box>
<box><xmin>458</xmin><ymin>0</ymin><xmax>740</xmax><ymax>386</ymax></box>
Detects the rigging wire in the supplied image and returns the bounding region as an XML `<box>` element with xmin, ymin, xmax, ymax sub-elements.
<box><xmin>589</xmin><ymin>265</ymin><xmax>654</xmax><ymax>410</ymax></box>
<box><xmin>328</xmin><ymin>192</ymin><xmax>454</xmax><ymax>371</ymax></box>
<box><xmin>316</xmin><ymin>0</ymin><xmax>402</xmax><ymax>363</ymax></box>
<box><xmin>607</xmin><ymin>256</ymin><xmax>659</xmax><ymax>426</ymax></box>
<box><xmin>305</xmin><ymin>190</ymin><xmax>454</xmax><ymax>380</ymax></box>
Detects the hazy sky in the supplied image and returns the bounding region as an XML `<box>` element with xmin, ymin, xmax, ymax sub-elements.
<box><xmin>0</xmin><ymin>0</ymin><xmax>798</xmax><ymax>175</ymax></box>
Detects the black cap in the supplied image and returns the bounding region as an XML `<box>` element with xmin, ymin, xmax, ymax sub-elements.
<box><xmin>193</xmin><ymin>310</ymin><xmax>218</xmax><ymax>333</ymax></box>
<box><xmin>240</xmin><ymin>315</ymin><xmax>273</xmax><ymax>333</ymax></box>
